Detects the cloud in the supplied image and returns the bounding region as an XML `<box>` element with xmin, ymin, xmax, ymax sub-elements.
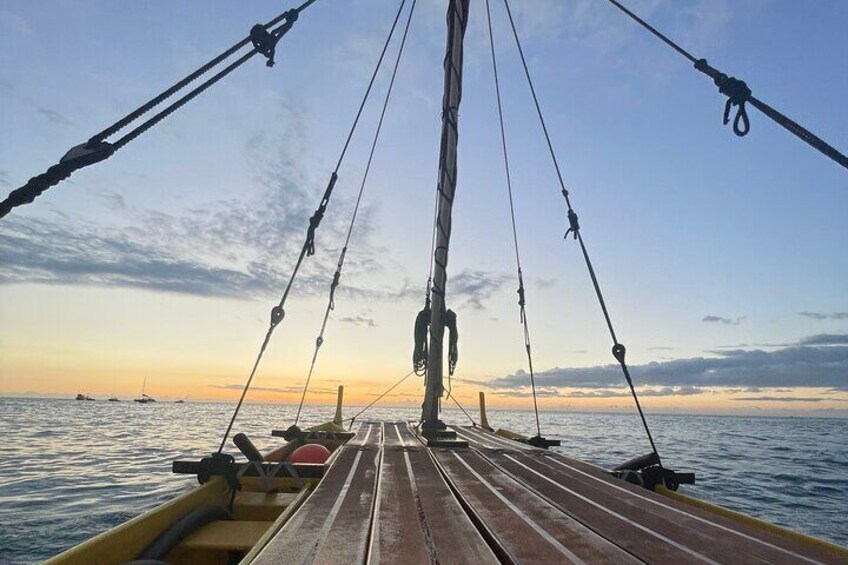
<box><xmin>97</xmin><ymin>191</ymin><xmax>126</xmax><ymax>211</ymax></box>
<box><xmin>562</xmin><ymin>386</ymin><xmax>704</xmax><ymax>398</ymax></box>
<box><xmin>648</xmin><ymin>346</ymin><xmax>674</xmax><ymax>351</ymax></box>
<box><xmin>733</xmin><ymin>396</ymin><xmax>847</xmax><ymax>403</ymax></box>
<box><xmin>449</xmin><ymin>269</ymin><xmax>510</xmax><ymax>310</ymax></box>
<box><xmin>339</xmin><ymin>315</ymin><xmax>378</xmax><ymax>327</ymax></box>
<box><xmin>0</xmin><ymin>122</ymin><xmax>390</xmax><ymax>301</ymax></box>
<box><xmin>798</xmin><ymin>311</ymin><xmax>848</xmax><ymax>320</ymax></box>
<box><xmin>798</xmin><ymin>334</ymin><xmax>848</xmax><ymax>346</ymax></box>
<box><xmin>489</xmin><ymin>342</ymin><xmax>848</xmax><ymax>390</ymax></box>
<box><xmin>210</xmin><ymin>384</ymin><xmax>336</xmax><ymax>395</ymax></box>
<box><xmin>37</xmin><ymin>108</ymin><xmax>73</xmax><ymax>126</ymax></box>
<box><xmin>702</xmin><ymin>315</ymin><xmax>744</xmax><ymax>325</ymax></box>
<box><xmin>0</xmin><ymin>170</ymin><xmax>10</xmax><ymax>187</ymax></box>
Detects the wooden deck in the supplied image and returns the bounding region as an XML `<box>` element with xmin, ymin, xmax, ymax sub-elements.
<box><xmin>251</xmin><ymin>422</ymin><xmax>846</xmax><ymax>565</ymax></box>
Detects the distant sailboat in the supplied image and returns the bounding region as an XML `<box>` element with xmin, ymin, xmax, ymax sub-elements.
<box><xmin>75</xmin><ymin>393</ymin><xmax>95</xmax><ymax>401</ymax></box>
<box><xmin>108</xmin><ymin>396</ymin><xmax>120</xmax><ymax>402</ymax></box>
<box><xmin>133</xmin><ymin>378</ymin><xmax>155</xmax><ymax>403</ymax></box>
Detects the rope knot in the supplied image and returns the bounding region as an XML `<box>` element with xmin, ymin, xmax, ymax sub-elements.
<box><xmin>716</xmin><ymin>74</ymin><xmax>751</xmax><ymax>137</ymax></box>
<box><xmin>564</xmin><ymin>208</ymin><xmax>580</xmax><ymax>240</ymax></box>
<box><xmin>306</xmin><ymin>209</ymin><xmax>324</xmax><ymax>256</ymax></box>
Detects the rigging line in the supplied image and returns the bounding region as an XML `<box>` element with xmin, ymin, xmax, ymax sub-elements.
<box><xmin>447</xmin><ymin>388</ymin><xmax>476</xmax><ymax>426</ymax></box>
<box><xmin>604</xmin><ymin>0</ymin><xmax>848</xmax><ymax>170</ymax></box>
<box><xmin>0</xmin><ymin>2</ymin><xmax>319</xmax><ymax>221</ymax></box>
<box><xmin>216</xmin><ymin>0</ymin><xmax>409</xmax><ymax>453</ymax></box>
<box><xmin>93</xmin><ymin>0</ymin><xmax>319</xmax><ymax>144</ymax></box>
<box><xmin>484</xmin><ymin>0</ymin><xmax>541</xmax><ymax>439</ymax></box>
<box><xmin>346</xmin><ymin>371</ymin><xmax>416</xmax><ymax>429</ymax></box>
<box><xmin>292</xmin><ymin>0</ymin><xmax>418</xmax><ymax>428</ymax></box>
<box><xmin>501</xmin><ymin>0</ymin><xmax>661</xmax><ymax>463</ymax></box>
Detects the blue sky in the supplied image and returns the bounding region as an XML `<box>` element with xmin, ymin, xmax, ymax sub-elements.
<box><xmin>0</xmin><ymin>0</ymin><xmax>846</xmax><ymax>415</ymax></box>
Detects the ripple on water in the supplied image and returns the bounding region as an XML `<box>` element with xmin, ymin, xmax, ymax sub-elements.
<box><xmin>0</xmin><ymin>399</ymin><xmax>846</xmax><ymax>564</ymax></box>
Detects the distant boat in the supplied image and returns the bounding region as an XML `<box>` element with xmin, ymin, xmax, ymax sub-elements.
<box><xmin>75</xmin><ymin>393</ymin><xmax>95</xmax><ymax>401</ymax></box>
<box><xmin>108</xmin><ymin>397</ymin><xmax>120</xmax><ymax>402</ymax></box>
<box><xmin>174</xmin><ymin>400</ymin><xmax>185</xmax><ymax>404</ymax></box>
<box><xmin>134</xmin><ymin>378</ymin><xmax>156</xmax><ymax>403</ymax></box>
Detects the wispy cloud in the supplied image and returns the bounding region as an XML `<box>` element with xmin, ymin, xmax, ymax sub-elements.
<box><xmin>702</xmin><ymin>315</ymin><xmax>744</xmax><ymax>325</ymax></box>
<box><xmin>210</xmin><ymin>383</ymin><xmax>336</xmax><ymax>395</ymax></box>
<box><xmin>733</xmin><ymin>396</ymin><xmax>847</xmax><ymax>403</ymax></box>
<box><xmin>339</xmin><ymin>315</ymin><xmax>378</xmax><ymax>327</ymax></box>
<box><xmin>37</xmin><ymin>108</ymin><xmax>73</xmax><ymax>126</ymax></box>
<box><xmin>0</xmin><ymin>170</ymin><xmax>10</xmax><ymax>188</ymax></box>
<box><xmin>561</xmin><ymin>386</ymin><xmax>704</xmax><ymax>399</ymax></box>
<box><xmin>450</xmin><ymin>269</ymin><xmax>510</xmax><ymax>310</ymax></box>
<box><xmin>799</xmin><ymin>311</ymin><xmax>848</xmax><ymax>321</ymax></box>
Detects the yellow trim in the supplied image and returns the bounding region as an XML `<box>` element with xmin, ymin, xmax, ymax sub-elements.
<box><xmin>44</xmin><ymin>478</ymin><xmax>229</xmax><ymax>565</ymax></box>
<box><xmin>333</xmin><ymin>385</ymin><xmax>345</xmax><ymax>426</ymax></box>
<box><xmin>655</xmin><ymin>485</ymin><xmax>848</xmax><ymax>558</ymax></box>
<box><xmin>478</xmin><ymin>391</ymin><xmax>492</xmax><ymax>430</ymax></box>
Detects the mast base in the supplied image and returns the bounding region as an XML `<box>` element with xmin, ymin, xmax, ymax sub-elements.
<box><xmin>420</xmin><ymin>422</ymin><xmax>468</xmax><ymax>448</ymax></box>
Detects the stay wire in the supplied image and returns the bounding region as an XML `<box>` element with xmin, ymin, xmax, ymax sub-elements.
<box><xmin>217</xmin><ymin>0</ymin><xmax>408</xmax><ymax>453</ymax></box>
<box><xmin>485</xmin><ymin>0</ymin><xmax>541</xmax><ymax>439</ymax></box>
<box><xmin>346</xmin><ymin>371</ymin><xmax>415</xmax><ymax>429</ymax></box>
<box><xmin>97</xmin><ymin>0</ymin><xmax>318</xmax><ymax>145</ymax></box>
<box><xmin>502</xmin><ymin>0</ymin><xmax>661</xmax><ymax>463</ymax></box>
<box><xmin>292</xmin><ymin>0</ymin><xmax>418</xmax><ymax>428</ymax></box>
<box><xmin>0</xmin><ymin>1</ymin><xmax>320</xmax><ymax>220</ymax></box>
<box><xmin>604</xmin><ymin>0</ymin><xmax>847</xmax><ymax>170</ymax></box>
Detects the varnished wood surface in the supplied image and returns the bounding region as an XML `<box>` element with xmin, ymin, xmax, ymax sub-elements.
<box><xmin>251</xmin><ymin>422</ymin><xmax>845</xmax><ymax>565</ymax></box>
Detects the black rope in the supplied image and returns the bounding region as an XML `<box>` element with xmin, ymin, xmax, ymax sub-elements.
<box><xmin>502</xmin><ymin>0</ymin><xmax>662</xmax><ymax>465</ymax></box>
<box><xmin>605</xmin><ymin>0</ymin><xmax>848</xmax><ymax>170</ymax></box>
<box><xmin>484</xmin><ymin>0</ymin><xmax>542</xmax><ymax>440</ymax></box>
<box><xmin>292</xmin><ymin>0</ymin><xmax>417</xmax><ymax>429</ymax></box>
<box><xmin>0</xmin><ymin>1</ymin><xmax>319</xmax><ymax>220</ymax></box>
<box><xmin>217</xmin><ymin>0</ymin><xmax>409</xmax><ymax>453</ymax></box>
<box><xmin>346</xmin><ymin>371</ymin><xmax>415</xmax><ymax>429</ymax></box>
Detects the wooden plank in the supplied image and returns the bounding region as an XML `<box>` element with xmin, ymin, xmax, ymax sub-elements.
<box><xmin>180</xmin><ymin>520</ymin><xmax>272</xmax><ymax>551</ymax></box>
<box><xmin>459</xmin><ymin>426</ymin><xmax>844</xmax><ymax>564</ymax></box>
<box><xmin>431</xmin><ymin>446</ymin><xmax>643</xmax><ymax>564</ymax></box>
<box><xmin>369</xmin><ymin>422</ymin><xmax>497</xmax><ymax>564</ymax></box>
<box><xmin>532</xmin><ymin>450</ymin><xmax>846</xmax><ymax>565</ymax></box>
<box><xmin>251</xmin><ymin>423</ymin><xmax>381</xmax><ymax>565</ymax></box>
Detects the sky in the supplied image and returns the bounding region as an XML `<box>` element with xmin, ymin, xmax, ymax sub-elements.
<box><xmin>0</xmin><ymin>0</ymin><xmax>846</xmax><ymax>418</ymax></box>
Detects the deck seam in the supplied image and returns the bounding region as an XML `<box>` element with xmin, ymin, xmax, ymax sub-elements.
<box><xmin>538</xmin><ymin>452</ymin><xmax>825</xmax><ymax>565</ymax></box>
<box><xmin>449</xmin><ymin>451</ymin><xmax>588</xmax><ymax>565</ymax></box>
<box><xmin>421</xmin><ymin>439</ymin><xmax>516</xmax><ymax>564</ymax></box>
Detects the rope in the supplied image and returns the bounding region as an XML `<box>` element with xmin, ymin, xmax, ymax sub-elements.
<box><xmin>0</xmin><ymin>1</ymin><xmax>320</xmax><ymax>220</ymax></box>
<box><xmin>217</xmin><ymin>0</ymin><xmax>409</xmax><ymax>453</ymax></box>
<box><xmin>447</xmin><ymin>390</ymin><xmax>476</xmax><ymax>426</ymax></box>
<box><xmin>604</xmin><ymin>0</ymin><xmax>848</xmax><ymax>170</ymax></box>
<box><xmin>292</xmin><ymin>0</ymin><xmax>417</xmax><ymax>428</ymax></box>
<box><xmin>484</xmin><ymin>0</ymin><xmax>542</xmax><ymax>439</ymax></box>
<box><xmin>502</xmin><ymin>0</ymin><xmax>662</xmax><ymax>465</ymax></box>
<box><xmin>346</xmin><ymin>371</ymin><xmax>415</xmax><ymax>429</ymax></box>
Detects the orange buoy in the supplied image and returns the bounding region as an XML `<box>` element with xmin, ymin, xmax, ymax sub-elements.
<box><xmin>290</xmin><ymin>443</ymin><xmax>331</xmax><ymax>465</ymax></box>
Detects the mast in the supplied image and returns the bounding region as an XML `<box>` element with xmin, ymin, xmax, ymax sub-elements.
<box><xmin>422</xmin><ymin>0</ymin><xmax>470</xmax><ymax>432</ymax></box>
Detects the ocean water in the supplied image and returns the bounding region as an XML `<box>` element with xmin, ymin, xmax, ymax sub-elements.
<box><xmin>0</xmin><ymin>398</ymin><xmax>845</xmax><ymax>563</ymax></box>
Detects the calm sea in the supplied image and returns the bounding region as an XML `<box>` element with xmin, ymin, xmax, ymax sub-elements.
<box><xmin>0</xmin><ymin>397</ymin><xmax>845</xmax><ymax>563</ymax></box>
